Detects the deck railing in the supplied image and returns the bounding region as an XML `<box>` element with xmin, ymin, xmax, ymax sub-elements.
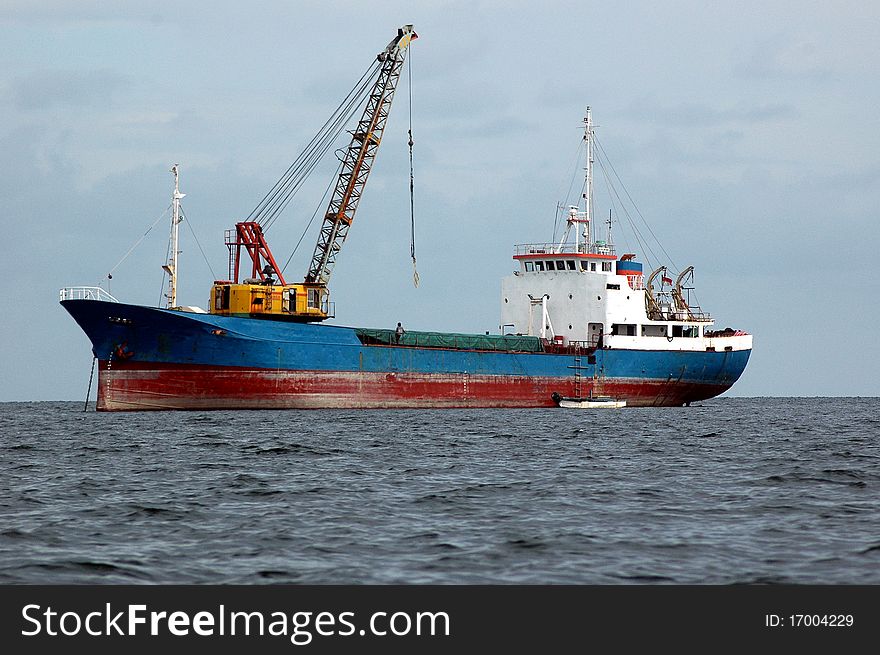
<box><xmin>514</xmin><ymin>242</ymin><xmax>617</xmax><ymax>257</ymax></box>
<box><xmin>59</xmin><ymin>287</ymin><xmax>119</xmax><ymax>303</ymax></box>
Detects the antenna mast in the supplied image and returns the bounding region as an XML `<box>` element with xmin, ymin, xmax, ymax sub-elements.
<box><xmin>163</xmin><ymin>164</ymin><xmax>185</xmax><ymax>308</ymax></box>
<box><xmin>607</xmin><ymin>208</ymin><xmax>613</xmax><ymax>246</ymax></box>
<box><xmin>557</xmin><ymin>108</ymin><xmax>595</xmax><ymax>253</ymax></box>
<box><xmin>583</xmin><ymin>107</ymin><xmax>594</xmax><ymax>250</ymax></box>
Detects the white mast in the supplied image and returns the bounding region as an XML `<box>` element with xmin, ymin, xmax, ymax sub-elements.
<box><xmin>163</xmin><ymin>164</ymin><xmax>185</xmax><ymax>308</ymax></box>
<box><xmin>583</xmin><ymin>107</ymin><xmax>593</xmax><ymax>251</ymax></box>
<box><xmin>557</xmin><ymin>109</ymin><xmax>594</xmax><ymax>253</ymax></box>
<box><xmin>607</xmin><ymin>209</ymin><xmax>613</xmax><ymax>246</ymax></box>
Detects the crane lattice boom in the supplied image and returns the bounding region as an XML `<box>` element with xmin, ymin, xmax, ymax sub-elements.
<box><xmin>305</xmin><ymin>25</ymin><xmax>416</xmax><ymax>285</ymax></box>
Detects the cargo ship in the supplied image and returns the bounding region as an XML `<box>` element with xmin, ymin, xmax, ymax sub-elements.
<box><xmin>60</xmin><ymin>25</ymin><xmax>751</xmax><ymax>411</ymax></box>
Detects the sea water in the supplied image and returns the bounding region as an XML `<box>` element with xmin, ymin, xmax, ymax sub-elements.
<box><xmin>1</xmin><ymin>398</ymin><xmax>878</xmax><ymax>584</ymax></box>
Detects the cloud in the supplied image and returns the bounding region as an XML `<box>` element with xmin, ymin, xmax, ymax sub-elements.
<box><xmin>736</xmin><ymin>36</ymin><xmax>834</xmax><ymax>81</ymax></box>
<box><xmin>0</xmin><ymin>1</ymin><xmax>162</xmax><ymax>25</ymax></box>
<box><xmin>10</xmin><ymin>69</ymin><xmax>130</xmax><ymax>110</ymax></box>
<box><xmin>622</xmin><ymin>98</ymin><xmax>798</xmax><ymax>128</ymax></box>
<box><xmin>113</xmin><ymin>111</ymin><xmax>178</xmax><ymax>127</ymax></box>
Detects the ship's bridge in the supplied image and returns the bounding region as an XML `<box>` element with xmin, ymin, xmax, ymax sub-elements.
<box><xmin>513</xmin><ymin>243</ymin><xmax>644</xmax><ymax>289</ymax></box>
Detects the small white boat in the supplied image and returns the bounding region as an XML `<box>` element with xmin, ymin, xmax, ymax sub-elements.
<box><xmin>551</xmin><ymin>392</ymin><xmax>626</xmax><ymax>409</ymax></box>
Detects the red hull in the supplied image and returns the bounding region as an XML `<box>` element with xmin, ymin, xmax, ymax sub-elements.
<box><xmin>96</xmin><ymin>361</ymin><xmax>732</xmax><ymax>410</ymax></box>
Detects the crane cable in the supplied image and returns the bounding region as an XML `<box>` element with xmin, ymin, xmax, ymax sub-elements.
<box><xmin>247</xmin><ymin>60</ymin><xmax>380</xmax><ymax>231</ymax></box>
<box><xmin>407</xmin><ymin>46</ymin><xmax>419</xmax><ymax>288</ymax></box>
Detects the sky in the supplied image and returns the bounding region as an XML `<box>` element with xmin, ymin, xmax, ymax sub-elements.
<box><xmin>1</xmin><ymin>0</ymin><xmax>878</xmax><ymax>400</ymax></box>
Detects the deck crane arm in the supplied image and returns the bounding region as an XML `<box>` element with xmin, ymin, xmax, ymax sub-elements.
<box><xmin>305</xmin><ymin>25</ymin><xmax>417</xmax><ymax>285</ymax></box>
<box><xmin>672</xmin><ymin>266</ymin><xmax>694</xmax><ymax>319</ymax></box>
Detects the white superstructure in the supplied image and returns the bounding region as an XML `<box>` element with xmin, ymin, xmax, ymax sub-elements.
<box><xmin>499</xmin><ymin>108</ymin><xmax>752</xmax><ymax>355</ymax></box>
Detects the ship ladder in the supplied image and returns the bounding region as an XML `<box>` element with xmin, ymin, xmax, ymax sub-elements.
<box><xmin>573</xmin><ymin>345</ymin><xmax>582</xmax><ymax>399</ymax></box>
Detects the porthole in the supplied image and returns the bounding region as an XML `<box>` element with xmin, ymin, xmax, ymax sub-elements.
<box><xmin>568</xmin><ymin>294</ymin><xmax>573</xmax><ymax>299</ymax></box>
<box><xmin>597</xmin><ymin>295</ymin><xmax>601</xmax><ymax>301</ymax></box>
<box><xmin>504</xmin><ymin>298</ymin><xmax>508</xmax><ymax>303</ymax></box>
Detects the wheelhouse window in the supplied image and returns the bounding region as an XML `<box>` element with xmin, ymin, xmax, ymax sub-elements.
<box><xmin>602</xmin><ymin>261</ymin><xmax>612</xmax><ymax>272</ymax></box>
<box><xmin>524</xmin><ymin>261</ymin><xmax>534</xmax><ymax>272</ymax></box>
<box><xmin>580</xmin><ymin>261</ymin><xmax>589</xmax><ymax>271</ymax></box>
<box><xmin>642</xmin><ymin>325</ymin><xmax>667</xmax><ymax>337</ymax></box>
<box><xmin>546</xmin><ymin>261</ymin><xmax>555</xmax><ymax>270</ymax></box>
<box><xmin>566</xmin><ymin>260</ymin><xmax>576</xmax><ymax>270</ymax></box>
<box><xmin>556</xmin><ymin>260</ymin><xmax>566</xmax><ymax>270</ymax></box>
<box><xmin>671</xmin><ymin>325</ymin><xmax>700</xmax><ymax>338</ymax></box>
<box><xmin>535</xmin><ymin>261</ymin><xmax>545</xmax><ymax>271</ymax></box>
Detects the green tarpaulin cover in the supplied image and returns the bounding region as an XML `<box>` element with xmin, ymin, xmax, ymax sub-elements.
<box><xmin>355</xmin><ymin>328</ymin><xmax>544</xmax><ymax>353</ymax></box>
